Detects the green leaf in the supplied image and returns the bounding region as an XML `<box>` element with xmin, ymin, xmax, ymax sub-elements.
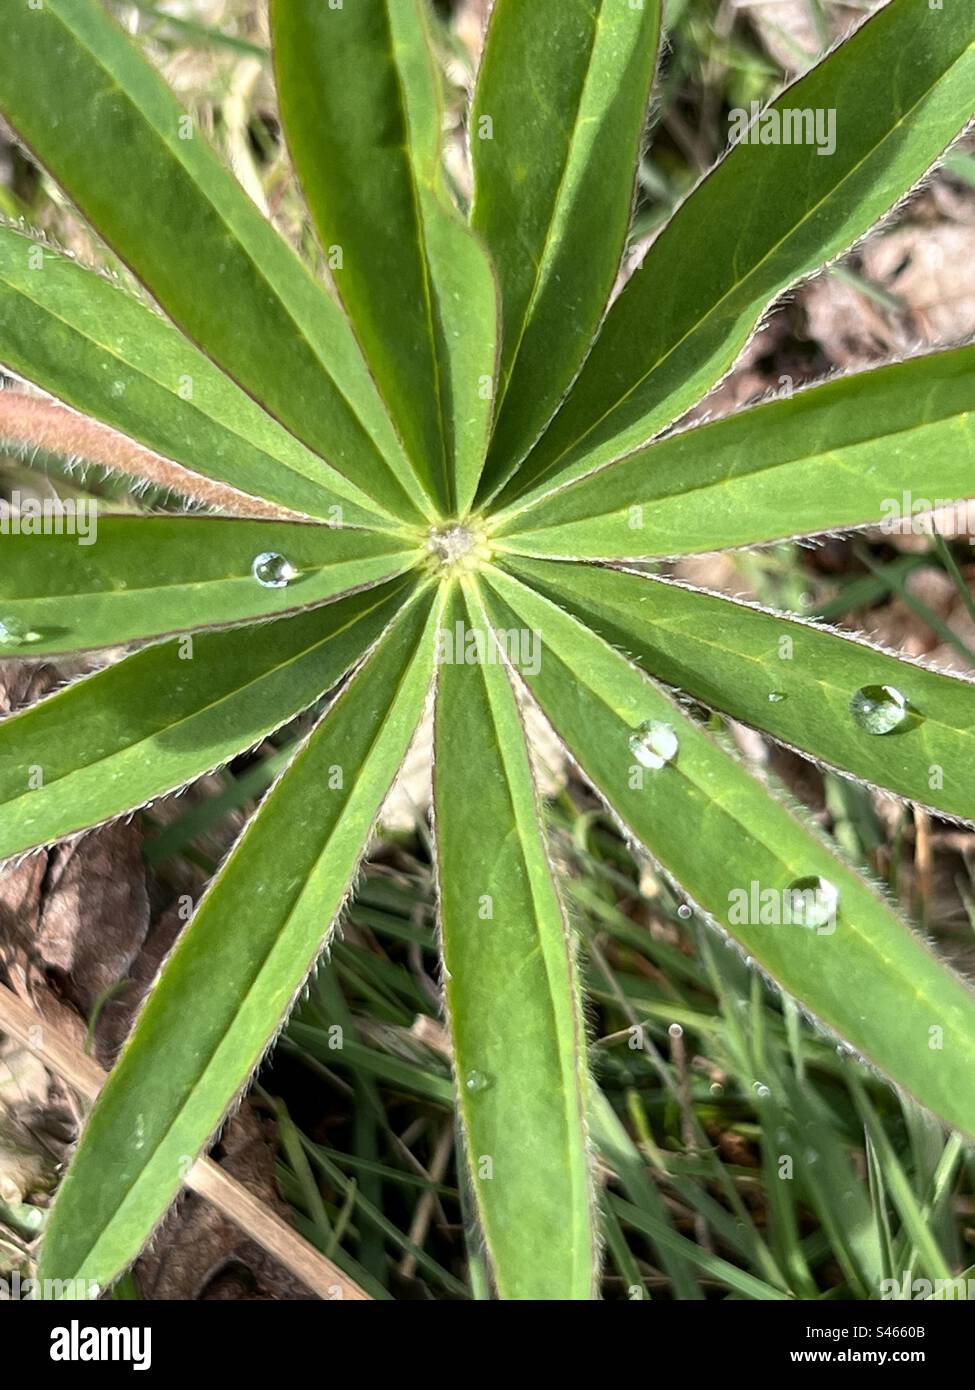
<box><xmin>500</xmin><ymin>0</ymin><xmax>975</xmax><ymax>505</ymax></box>
<box><xmin>502</xmin><ymin>557</ymin><xmax>975</xmax><ymax>824</ymax></box>
<box><xmin>481</xmin><ymin>567</ymin><xmax>975</xmax><ymax>1138</ymax></box>
<box><xmin>271</xmin><ymin>0</ymin><xmax>498</xmax><ymax>514</ymax></box>
<box><xmin>0</xmin><ymin>516</ymin><xmax>418</xmax><ymax>653</ymax></box>
<box><xmin>496</xmin><ymin>347</ymin><xmax>975</xmax><ymax>557</ymax></box>
<box><xmin>0</xmin><ymin>0</ymin><xmax>426</xmax><ymax>522</ymax></box>
<box><xmin>37</xmin><ymin>588</ymin><xmax>440</xmax><ymax>1294</ymax></box>
<box><xmin>471</xmin><ymin>0</ymin><xmax>660</xmax><ymax>490</ymax></box>
<box><xmin>434</xmin><ymin>580</ymin><xmax>593</xmax><ymax>1299</ymax></box>
<box><xmin>0</xmin><ymin>577</ymin><xmax>416</xmax><ymax>859</ymax></box>
<box><xmin>0</xmin><ymin>227</ymin><xmax>397</xmax><ymax>529</ymax></box>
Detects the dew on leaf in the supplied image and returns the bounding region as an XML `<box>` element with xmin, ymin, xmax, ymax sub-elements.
<box><xmin>850</xmin><ymin>684</ymin><xmax>913</xmax><ymax>735</ymax></box>
<box><xmin>252</xmin><ymin>551</ymin><xmax>299</xmax><ymax>589</ymax></box>
<box><xmin>786</xmin><ymin>875</ymin><xmax>839</xmax><ymax>931</ymax></box>
<box><xmin>767</xmin><ymin>691</ymin><xmax>786</xmax><ymax>704</ymax></box>
<box><xmin>628</xmin><ymin>720</ymin><xmax>678</xmax><ymax>771</ymax></box>
<box><xmin>0</xmin><ymin>617</ymin><xmax>43</xmax><ymax>648</ymax></box>
<box><xmin>464</xmin><ymin>1069</ymin><xmax>493</xmax><ymax>1095</ymax></box>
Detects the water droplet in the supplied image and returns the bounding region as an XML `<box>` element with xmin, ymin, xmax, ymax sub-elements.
<box><xmin>786</xmin><ymin>875</ymin><xmax>839</xmax><ymax>931</ymax></box>
<box><xmin>677</xmin><ymin>904</ymin><xmax>693</xmax><ymax>921</ymax></box>
<box><xmin>0</xmin><ymin>617</ymin><xmax>43</xmax><ymax>648</ymax></box>
<box><xmin>134</xmin><ymin>1114</ymin><xmax>145</xmax><ymax>1150</ymax></box>
<box><xmin>850</xmin><ymin>685</ymin><xmax>913</xmax><ymax>735</ymax></box>
<box><xmin>767</xmin><ymin>691</ymin><xmax>786</xmax><ymax>704</ymax></box>
<box><xmin>464</xmin><ymin>1069</ymin><xmax>492</xmax><ymax>1095</ymax></box>
<box><xmin>753</xmin><ymin>1082</ymin><xmax>771</xmax><ymax>1100</ymax></box>
<box><xmin>628</xmin><ymin>720</ymin><xmax>678</xmax><ymax>771</ymax></box>
<box><xmin>252</xmin><ymin>551</ymin><xmax>299</xmax><ymax>589</ymax></box>
<box><xmin>668</xmin><ymin>1023</ymin><xmax>684</xmax><ymax>1040</ymax></box>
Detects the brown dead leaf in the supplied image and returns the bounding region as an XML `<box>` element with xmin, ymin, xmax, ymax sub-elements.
<box><xmin>135</xmin><ymin>1103</ymin><xmax>314</xmax><ymax>1301</ymax></box>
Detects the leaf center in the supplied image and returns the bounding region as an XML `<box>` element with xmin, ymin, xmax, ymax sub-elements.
<box><xmin>426</xmin><ymin>521</ymin><xmax>491</xmax><ymax>577</ymax></box>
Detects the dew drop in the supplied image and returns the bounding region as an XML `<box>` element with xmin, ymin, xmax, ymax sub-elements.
<box><xmin>850</xmin><ymin>684</ymin><xmax>913</xmax><ymax>735</ymax></box>
<box><xmin>767</xmin><ymin>691</ymin><xmax>786</xmax><ymax>704</ymax></box>
<box><xmin>252</xmin><ymin>551</ymin><xmax>299</xmax><ymax>589</ymax></box>
<box><xmin>753</xmin><ymin>1082</ymin><xmax>771</xmax><ymax>1100</ymax></box>
<box><xmin>677</xmin><ymin>904</ymin><xmax>693</xmax><ymax>921</ymax></box>
<box><xmin>0</xmin><ymin>617</ymin><xmax>43</xmax><ymax>648</ymax></box>
<box><xmin>786</xmin><ymin>875</ymin><xmax>839</xmax><ymax>930</ymax></box>
<box><xmin>628</xmin><ymin>720</ymin><xmax>678</xmax><ymax>771</ymax></box>
<box><xmin>464</xmin><ymin>1069</ymin><xmax>493</xmax><ymax>1095</ymax></box>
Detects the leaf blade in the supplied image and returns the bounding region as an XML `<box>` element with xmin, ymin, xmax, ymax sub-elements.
<box><xmin>0</xmin><ymin>577</ymin><xmax>416</xmax><ymax>859</ymax></box>
<box><xmin>471</xmin><ymin>0</ymin><xmax>660</xmax><ymax>487</ymax></box>
<box><xmin>481</xmin><ymin>567</ymin><xmax>975</xmax><ymax>1138</ymax></box>
<box><xmin>0</xmin><ymin>227</ymin><xmax>397</xmax><ymax>528</ymax></box>
<box><xmin>496</xmin><ymin>347</ymin><xmax>975</xmax><ymax>558</ymax></box>
<box><xmin>433</xmin><ymin>580</ymin><xmax>594</xmax><ymax>1299</ymax></box>
<box><xmin>501</xmin><ymin>557</ymin><xmax>975</xmax><ymax>825</ymax></box>
<box><xmin>0</xmin><ymin>516</ymin><xmax>418</xmax><ymax>653</ymax></box>
<box><xmin>271</xmin><ymin>0</ymin><xmax>499</xmax><ymax>513</ymax></box>
<box><xmin>37</xmin><ymin>588</ymin><xmax>440</xmax><ymax>1294</ymax></box>
<box><xmin>0</xmin><ymin>0</ymin><xmax>425</xmax><ymax>521</ymax></box>
<box><xmin>502</xmin><ymin>0</ymin><xmax>975</xmax><ymax>505</ymax></box>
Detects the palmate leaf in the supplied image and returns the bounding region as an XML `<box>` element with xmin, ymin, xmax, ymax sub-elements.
<box><xmin>498</xmin><ymin>0</ymin><xmax>975</xmax><ymax>507</ymax></box>
<box><xmin>0</xmin><ymin>0</ymin><xmax>426</xmax><ymax>523</ymax></box>
<box><xmin>501</xmin><ymin>559</ymin><xmax>975</xmax><ymax>825</ymax></box>
<box><xmin>0</xmin><ymin>226</ymin><xmax>396</xmax><ymax>529</ymax></box>
<box><xmin>0</xmin><ymin>516</ymin><xmax>415</xmax><ymax>653</ymax></box>
<box><xmin>6</xmin><ymin>0</ymin><xmax>975</xmax><ymax>1305</ymax></box>
<box><xmin>271</xmin><ymin>0</ymin><xmax>499</xmax><ymax>515</ymax></box>
<box><xmin>471</xmin><ymin>0</ymin><xmax>661</xmax><ymax>488</ymax></box>
<box><xmin>0</xmin><ymin>578</ymin><xmax>416</xmax><ymax>860</ymax></box>
<box><xmin>494</xmin><ymin>347</ymin><xmax>975</xmax><ymax>558</ymax></box>
<box><xmin>434</xmin><ymin>582</ymin><xmax>593</xmax><ymax>1300</ymax></box>
<box><xmin>482</xmin><ymin>568</ymin><xmax>975</xmax><ymax>1138</ymax></box>
<box><xmin>37</xmin><ymin>587</ymin><xmax>440</xmax><ymax>1294</ymax></box>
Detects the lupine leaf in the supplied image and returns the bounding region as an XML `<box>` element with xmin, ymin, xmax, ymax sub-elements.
<box><xmin>502</xmin><ymin>557</ymin><xmax>975</xmax><ymax>825</ymax></box>
<box><xmin>0</xmin><ymin>516</ymin><xmax>418</xmax><ymax>653</ymax></box>
<box><xmin>471</xmin><ymin>0</ymin><xmax>660</xmax><ymax>491</ymax></box>
<box><xmin>433</xmin><ymin>581</ymin><xmax>593</xmax><ymax>1299</ymax></box>
<box><xmin>0</xmin><ymin>578</ymin><xmax>416</xmax><ymax>859</ymax></box>
<box><xmin>482</xmin><ymin>568</ymin><xmax>975</xmax><ymax>1138</ymax></box>
<box><xmin>0</xmin><ymin>0</ymin><xmax>426</xmax><ymax>522</ymax></box>
<box><xmin>501</xmin><ymin>0</ymin><xmax>975</xmax><ymax>506</ymax></box>
<box><xmin>495</xmin><ymin>347</ymin><xmax>975</xmax><ymax>558</ymax></box>
<box><xmin>271</xmin><ymin>0</ymin><xmax>498</xmax><ymax>514</ymax></box>
<box><xmin>0</xmin><ymin>226</ymin><xmax>397</xmax><ymax>529</ymax></box>
<box><xmin>36</xmin><ymin>588</ymin><xmax>440</xmax><ymax>1295</ymax></box>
